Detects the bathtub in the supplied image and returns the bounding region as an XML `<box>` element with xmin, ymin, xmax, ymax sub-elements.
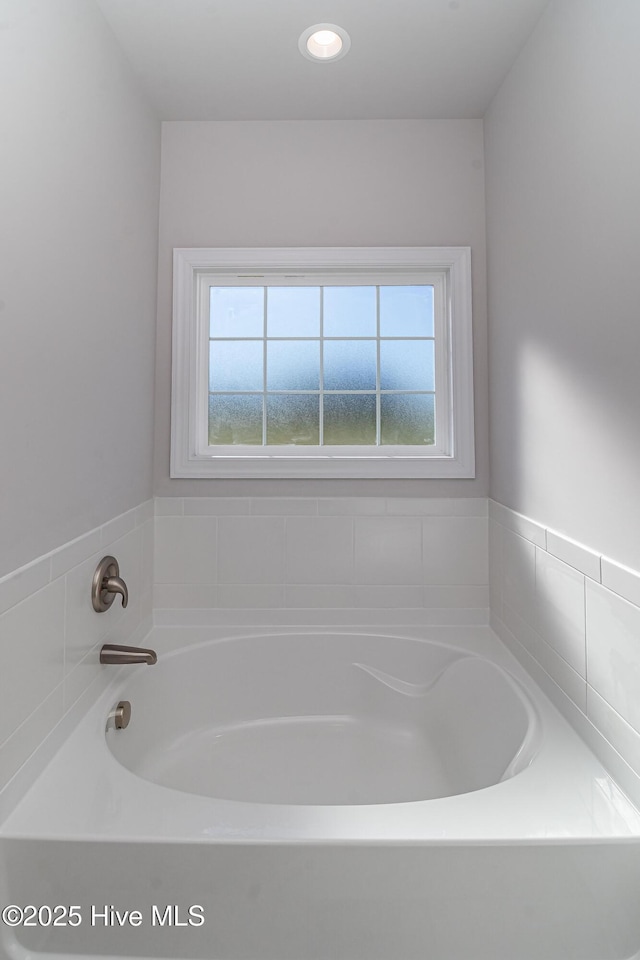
<box><xmin>3</xmin><ymin>625</ymin><xmax>640</xmax><ymax>960</ymax></box>
<box><xmin>107</xmin><ymin>632</ymin><xmax>539</xmax><ymax>806</ymax></box>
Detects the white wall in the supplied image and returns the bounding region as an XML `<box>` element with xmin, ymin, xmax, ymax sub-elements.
<box><xmin>0</xmin><ymin>0</ymin><xmax>160</xmax><ymax>578</ymax></box>
<box><xmin>485</xmin><ymin>0</ymin><xmax>640</xmax><ymax>569</ymax></box>
<box><xmin>0</xmin><ymin>0</ymin><xmax>159</xmax><ymax>799</ymax></box>
<box><xmin>155</xmin><ymin>119</ymin><xmax>488</xmax><ymax>499</ymax></box>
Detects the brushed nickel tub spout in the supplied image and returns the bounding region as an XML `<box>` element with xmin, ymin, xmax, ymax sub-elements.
<box><xmin>100</xmin><ymin>643</ymin><xmax>157</xmax><ymax>665</ymax></box>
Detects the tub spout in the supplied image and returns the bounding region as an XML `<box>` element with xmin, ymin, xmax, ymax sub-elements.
<box><xmin>100</xmin><ymin>643</ymin><xmax>157</xmax><ymax>665</ymax></box>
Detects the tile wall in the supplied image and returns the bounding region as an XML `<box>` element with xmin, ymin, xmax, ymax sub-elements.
<box><xmin>0</xmin><ymin>501</ymin><xmax>154</xmax><ymax>795</ymax></box>
<box><xmin>6</xmin><ymin>493</ymin><xmax>640</xmax><ymax>812</ymax></box>
<box><xmin>153</xmin><ymin>498</ymin><xmax>489</xmax><ymax>626</ymax></box>
<box><xmin>489</xmin><ymin>499</ymin><xmax>640</xmax><ymax>803</ymax></box>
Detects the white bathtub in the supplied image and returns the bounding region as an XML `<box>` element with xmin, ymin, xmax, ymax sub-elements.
<box><xmin>107</xmin><ymin>632</ymin><xmax>539</xmax><ymax>806</ymax></box>
<box><xmin>3</xmin><ymin>625</ymin><xmax>640</xmax><ymax>960</ymax></box>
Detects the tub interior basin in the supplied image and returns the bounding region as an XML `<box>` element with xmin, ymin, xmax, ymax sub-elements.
<box><xmin>106</xmin><ymin>633</ymin><xmax>538</xmax><ymax>805</ymax></box>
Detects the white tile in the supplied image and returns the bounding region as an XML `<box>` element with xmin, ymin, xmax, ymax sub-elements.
<box><xmin>155</xmin><ymin>497</ymin><xmax>183</xmax><ymax>516</ymax></box>
<box><xmin>101</xmin><ymin>509</ymin><xmax>137</xmax><ymax>548</ymax></box>
<box><xmin>423</xmin><ymin>585</ymin><xmax>490</xmax><ymax>608</ymax></box>
<box><xmin>65</xmin><ymin>593</ymin><xmax>142</xmax><ymax>708</ymax></box>
<box><xmin>64</xmin><ymin>550</ymin><xmax>113</xmax><ymax>663</ymax></box>
<box><xmin>386</xmin><ymin>498</ymin><xmax>487</xmax><ymax>516</ymax></box>
<box><xmin>546</xmin><ymin>530</ymin><xmax>601</xmax><ymax>581</ymax></box>
<box><xmin>135</xmin><ymin>500</ymin><xmax>154</xmax><ymax>526</ymax></box>
<box><xmin>153</xmin><ymin>584</ymin><xmax>217</xmax><ymax>609</ymax></box>
<box><xmin>587</xmin><ymin>686</ymin><xmax>640</xmax><ymax>778</ymax></box>
<box><xmin>218</xmin><ymin>516</ymin><xmax>285</xmax><ymax>584</ymax></box>
<box><xmin>318</xmin><ymin>498</ymin><xmax>386</xmax><ymax>516</ymax></box>
<box><xmin>354</xmin><ymin>585</ymin><xmax>424</xmax><ymax>608</ymax></box>
<box><xmin>0</xmin><ymin>557</ymin><xmax>51</xmax><ymax>617</ymax></box>
<box><xmin>535</xmin><ymin>549</ymin><xmax>586</xmax><ymax>678</ymax></box>
<box><xmin>0</xmin><ymin>580</ymin><xmax>65</xmax><ymax>745</ymax></box>
<box><xmin>586</xmin><ymin>581</ymin><xmax>640</xmax><ymax>735</ymax></box>
<box><xmin>64</xmin><ymin>529</ymin><xmax>142</xmax><ymax>671</ymax></box>
<box><xmin>488</xmin><ymin>517</ymin><xmax>503</xmax><ymax>619</ymax></box>
<box><xmin>502</xmin><ymin>604</ymin><xmax>587</xmax><ymax>712</ymax></box>
<box><xmin>139</xmin><ymin>591</ymin><xmax>153</xmax><ymax>626</ymax></box>
<box><xmin>284</xmin><ymin>585</ymin><xmax>354</xmax><ymax>608</ymax></box>
<box><xmin>502</xmin><ymin>528</ymin><xmax>536</xmax><ymax>626</ymax></box>
<box><xmin>154</xmin><ymin>606</ymin><xmax>465</xmax><ymax>627</ymax></box>
<box><xmin>184</xmin><ymin>498</ymin><xmax>251</xmax><ymax>516</ymax></box>
<box><xmin>63</xmin><ymin>643</ymin><xmax>103</xmax><ymax>710</ymax></box>
<box><xmin>101</xmin><ymin>593</ymin><xmax>142</xmax><ymax>650</ymax></box>
<box><xmin>141</xmin><ymin>520</ymin><xmax>154</xmax><ymax>597</ymax></box>
<box><xmin>217</xmin><ymin>584</ymin><xmax>285</xmax><ymax>608</ymax></box>
<box><xmin>355</xmin><ymin>517</ymin><xmax>422</xmax><ymax>585</ymax></box>
<box><xmin>422</xmin><ymin>517</ymin><xmax>488</xmax><ymax>586</ymax></box>
<box><xmin>495</xmin><ymin>613</ymin><xmax>587</xmax><ymax>716</ymax></box>
<box><xmin>489</xmin><ymin>500</ymin><xmax>546</xmax><ymax>547</ymax></box>
<box><xmin>154</xmin><ymin>516</ymin><xmax>217</xmax><ymax>584</ymax></box>
<box><xmin>50</xmin><ymin>528</ymin><xmax>102</xmax><ymax>579</ymax></box>
<box><xmin>0</xmin><ymin>686</ymin><xmax>64</xmax><ymax>791</ymax></box>
<box><xmin>286</xmin><ymin>517</ymin><xmax>353</xmax><ymax>584</ymax></box>
<box><xmin>418</xmin><ymin>608</ymin><xmax>489</xmax><ymax>625</ymax></box>
<box><xmin>251</xmin><ymin>498</ymin><xmax>317</xmax><ymax>516</ymax></box>
<box><xmin>601</xmin><ymin>557</ymin><xmax>640</xmax><ymax>609</ymax></box>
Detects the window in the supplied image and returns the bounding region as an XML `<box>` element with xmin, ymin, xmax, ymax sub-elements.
<box><xmin>171</xmin><ymin>247</ymin><xmax>474</xmax><ymax>478</ymax></box>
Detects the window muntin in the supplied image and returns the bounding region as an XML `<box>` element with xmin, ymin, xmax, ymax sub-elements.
<box><xmin>171</xmin><ymin>247</ymin><xmax>474</xmax><ymax>478</ymax></box>
<box><xmin>207</xmin><ymin>283</ymin><xmax>436</xmax><ymax>449</ymax></box>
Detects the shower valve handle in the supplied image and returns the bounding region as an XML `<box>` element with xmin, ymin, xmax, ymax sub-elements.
<box><xmin>92</xmin><ymin>556</ymin><xmax>129</xmax><ymax>612</ymax></box>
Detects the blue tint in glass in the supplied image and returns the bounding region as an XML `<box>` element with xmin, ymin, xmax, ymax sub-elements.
<box><xmin>266</xmin><ymin>395</ymin><xmax>319</xmax><ymax>445</ymax></box>
<box><xmin>267</xmin><ymin>287</ymin><xmax>320</xmax><ymax>337</ymax></box>
<box><xmin>323</xmin><ymin>394</ymin><xmax>376</xmax><ymax>445</ymax></box>
<box><xmin>380</xmin><ymin>394</ymin><xmax>435</xmax><ymax>445</ymax></box>
<box><xmin>208</xmin><ymin>395</ymin><xmax>263</xmax><ymax>445</ymax></box>
<box><xmin>210</xmin><ymin>287</ymin><xmax>264</xmax><ymax>338</ymax></box>
<box><xmin>380</xmin><ymin>340</ymin><xmax>434</xmax><ymax>391</ymax></box>
<box><xmin>323</xmin><ymin>287</ymin><xmax>377</xmax><ymax>337</ymax></box>
<box><xmin>209</xmin><ymin>340</ymin><xmax>264</xmax><ymax>392</ymax></box>
<box><xmin>323</xmin><ymin>340</ymin><xmax>377</xmax><ymax>391</ymax></box>
<box><xmin>267</xmin><ymin>340</ymin><xmax>319</xmax><ymax>390</ymax></box>
<box><xmin>379</xmin><ymin>286</ymin><xmax>434</xmax><ymax>337</ymax></box>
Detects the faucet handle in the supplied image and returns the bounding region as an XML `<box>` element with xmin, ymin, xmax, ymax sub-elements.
<box><xmin>104</xmin><ymin>576</ymin><xmax>128</xmax><ymax>609</ymax></box>
<box><xmin>92</xmin><ymin>556</ymin><xmax>129</xmax><ymax>612</ymax></box>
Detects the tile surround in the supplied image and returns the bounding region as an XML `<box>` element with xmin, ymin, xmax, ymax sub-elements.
<box><xmin>5</xmin><ymin>492</ymin><xmax>640</xmax><ymax>814</ymax></box>
<box><xmin>153</xmin><ymin>498</ymin><xmax>490</xmax><ymax>614</ymax></box>
<box><xmin>489</xmin><ymin>498</ymin><xmax>640</xmax><ymax>791</ymax></box>
<box><xmin>534</xmin><ymin>548</ymin><xmax>586</xmax><ymax>677</ymax></box>
<box><xmin>0</xmin><ymin>501</ymin><xmax>154</xmax><ymax>793</ymax></box>
<box><xmin>545</xmin><ymin>530</ymin><xmax>601</xmax><ymax>581</ymax></box>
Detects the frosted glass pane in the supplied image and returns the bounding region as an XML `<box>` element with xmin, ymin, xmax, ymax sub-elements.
<box><xmin>267</xmin><ymin>340</ymin><xmax>319</xmax><ymax>390</ymax></box>
<box><xmin>380</xmin><ymin>286</ymin><xmax>434</xmax><ymax>337</ymax></box>
<box><xmin>208</xmin><ymin>395</ymin><xmax>263</xmax><ymax>445</ymax></box>
<box><xmin>210</xmin><ymin>287</ymin><xmax>264</xmax><ymax>338</ymax></box>
<box><xmin>323</xmin><ymin>394</ymin><xmax>376</xmax><ymax>445</ymax></box>
<box><xmin>380</xmin><ymin>340</ymin><xmax>434</xmax><ymax>391</ymax></box>
<box><xmin>323</xmin><ymin>340</ymin><xmax>377</xmax><ymax>390</ymax></box>
<box><xmin>380</xmin><ymin>394</ymin><xmax>435</xmax><ymax>445</ymax></box>
<box><xmin>266</xmin><ymin>395</ymin><xmax>319</xmax><ymax>445</ymax></box>
<box><xmin>267</xmin><ymin>287</ymin><xmax>320</xmax><ymax>337</ymax></box>
<box><xmin>209</xmin><ymin>341</ymin><xmax>263</xmax><ymax>392</ymax></box>
<box><xmin>323</xmin><ymin>287</ymin><xmax>376</xmax><ymax>337</ymax></box>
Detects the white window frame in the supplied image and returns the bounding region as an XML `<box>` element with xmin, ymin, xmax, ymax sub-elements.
<box><xmin>171</xmin><ymin>247</ymin><xmax>475</xmax><ymax>479</ymax></box>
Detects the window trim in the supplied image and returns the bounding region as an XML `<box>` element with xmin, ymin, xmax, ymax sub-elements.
<box><xmin>171</xmin><ymin>247</ymin><xmax>475</xmax><ymax>479</ymax></box>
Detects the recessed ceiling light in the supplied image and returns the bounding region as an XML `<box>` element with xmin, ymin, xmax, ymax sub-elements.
<box><xmin>298</xmin><ymin>24</ymin><xmax>351</xmax><ymax>62</ymax></box>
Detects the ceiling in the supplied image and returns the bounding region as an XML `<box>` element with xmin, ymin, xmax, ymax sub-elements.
<box><xmin>96</xmin><ymin>0</ymin><xmax>550</xmax><ymax>121</ymax></box>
